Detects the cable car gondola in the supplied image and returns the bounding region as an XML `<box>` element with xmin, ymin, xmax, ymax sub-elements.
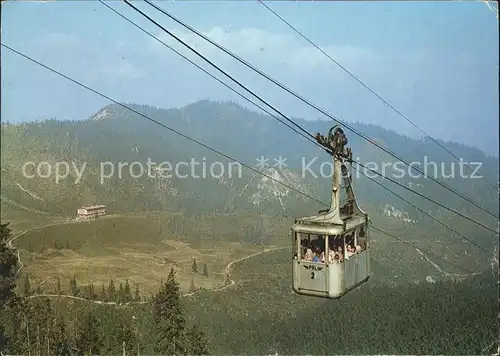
<box><xmin>292</xmin><ymin>125</ymin><xmax>371</xmax><ymax>299</ymax></box>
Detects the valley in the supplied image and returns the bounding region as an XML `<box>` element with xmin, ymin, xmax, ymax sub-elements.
<box><xmin>10</xmin><ymin>212</ymin><xmax>287</xmax><ymax>297</ymax></box>
<box><xmin>1</xmin><ymin>100</ymin><xmax>498</xmax><ymax>355</ymax></box>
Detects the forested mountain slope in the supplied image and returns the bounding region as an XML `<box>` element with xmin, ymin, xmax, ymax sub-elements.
<box><xmin>2</xmin><ymin>100</ymin><xmax>497</xmax><ymax>217</ymax></box>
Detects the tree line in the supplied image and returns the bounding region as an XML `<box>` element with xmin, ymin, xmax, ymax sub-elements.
<box><xmin>183</xmin><ymin>248</ymin><xmax>498</xmax><ymax>355</ymax></box>
<box><xmin>23</xmin><ymin>275</ymin><xmax>143</xmax><ymax>304</ymax></box>
<box><xmin>0</xmin><ymin>222</ymin><xmax>210</xmax><ymax>355</ymax></box>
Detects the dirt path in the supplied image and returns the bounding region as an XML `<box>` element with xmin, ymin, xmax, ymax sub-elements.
<box><xmin>7</xmin><ymin>221</ymin><xmax>291</xmax><ymax>305</ymax></box>
<box><xmin>7</xmin><ymin>214</ymin><xmax>153</xmax><ymax>276</ymax></box>
<box><xmin>8</xmin><ymin>221</ymin><xmax>75</xmax><ymax>276</ymax></box>
<box><xmin>7</xmin><ymin>219</ymin><xmax>89</xmax><ymax>291</ymax></box>
<box><xmin>26</xmin><ymin>293</ymin><xmax>148</xmax><ymax>305</ymax></box>
<box><xmin>187</xmin><ymin>245</ymin><xmax>291</xmax><ymax>295</ymax></box>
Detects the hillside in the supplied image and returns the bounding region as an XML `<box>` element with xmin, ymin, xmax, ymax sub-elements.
<box><xmin>1</xmin><ymin>100</ymin><xmax>498</xmax><ymax>355</ymax></box>
<box><xmin>3</xmin><ymin>247</ymin><xmax>494</xmax><ymax>355</ymax></box>
<box><xmin>1</xmin><ymin>100</ymin><xmax>498</xmax><ymax>219</ymax></box>
<box><xmin>182</xmin><ymin>248</ymin><xmax>497</xmax><ymax>355</ymax></box>
<box><xmin>1</xmin><ymin>100</ymin><xmax>498</xmax><ymax>258</ymax></box>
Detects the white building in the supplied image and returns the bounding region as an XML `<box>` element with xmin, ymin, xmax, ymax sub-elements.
<box><xmin>77</xmin><ymin>205</ymin><xmax>106</xmax><ymax>219</ymax></box>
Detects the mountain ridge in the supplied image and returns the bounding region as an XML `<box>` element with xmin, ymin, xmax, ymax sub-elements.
<box><xmin>1</xmin><ymin>100</ymin><xmax>498</xmax><ymax>230</ymax></box>
<box><xmin>82</xmin><ymin>99</ymin><xmax>499</xmax><ymax>160</ymax></box>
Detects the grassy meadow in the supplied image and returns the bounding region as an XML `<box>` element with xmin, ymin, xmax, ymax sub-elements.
<box><xmin>12</xmin><ymin>211</ymin><xmax>289</xmax><ymax>296</ymax></box>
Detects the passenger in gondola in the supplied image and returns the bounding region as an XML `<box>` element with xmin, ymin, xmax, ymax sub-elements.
<box><xmin>328</xmin><ymin>249</ymin><xmax>336</xmax><ymax>263</ymax></box>
<box><xmin>318</xmin><ymin>236</ymin><xmax>325</xmax><ymax>251</ymax></box>
<box><xmin>311</xmin><ymin>238</ymin><xmax>320</xmax><ymax>252</ymax></box>
<box><xmin>312</xmin><ymin>247</ymin><xmax>322</xmax><ymax>262</ymax></box>
<box><xmin>304</xmin><ymin>247</ymin><xmax>314</xmax><ymax>261</ymax></box>
<box><xmin>328</xmin><ymin>237</ymin><xmax>337</xmax><ymax>252</ymax></box>
<box><xmin>346</xmin><ymin>245</ymin><xmax>355</xmax><ymax>259</ymax></box>
<box><xmin>335</xmin><ymin>246</ymin><xmax>344</xmax><ymax>262</ymax></box>
<box><xmin>345</xmin><ymin>233</ymin><xmax>354</xmax><ymax>248</ymax></box>
<box><xmin>327</xmin><ymin>238</ymin><xmax>337</xmax><ymax>262</ymax></box>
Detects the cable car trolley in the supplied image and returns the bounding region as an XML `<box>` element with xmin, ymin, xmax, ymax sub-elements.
<box><xmin>292</xmin><ymin>125</ymin><xmax>371</xmax><ymax>298</ymax></box>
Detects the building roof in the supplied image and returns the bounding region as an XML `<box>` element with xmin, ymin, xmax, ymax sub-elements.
<box><xmin>81</xmin><ymin>205</ymin><xmax>106</xmax><ymax>210</ymax></box>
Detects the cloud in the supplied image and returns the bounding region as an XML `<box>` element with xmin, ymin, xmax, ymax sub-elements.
<box><xmin>149</xmin><ymin>26</ymin><xmax>385</xmax><ymax>74</ymax></box>
<box><xmin>17</xmin><ymin>26</ymin><xmax>496</xmax><ymax>154</ymax></box>
<box><xmin>28</xmin><ymin>32</ymin><xmax>145</xmax><ymax>83</ymax></box>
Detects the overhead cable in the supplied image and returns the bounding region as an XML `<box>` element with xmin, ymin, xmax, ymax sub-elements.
<box><xmin>257</xmin><ymin>0</ymin><xmax>499</xmax><ymax>191</ymax></box>
<box><xmin>98</xmin><ymin>0</ymin><xmax>325</xmax><ymax>153</ymax></box>
<box><xmin>1</xmin><ymin>43</ymin><xmax>325</xmax><ymax>207</ymax></box>
<box><xmin>118</xmin><ymin>0</ymin><xmax>499</xmax><ymax>233</ymax></box>
<box><xmin>103</xmin><ymin>1</ymin><xmax>497</xmax><ymax>240</ymax></box>
<box><xmin>142</xmin><ymin>0</ymin><xmax>498</xmax><ymax>219</ymax></box>
<box><xmin>351</xmin><ymin>165</ymin><xmax>495</xmax><ymax>256</ymax></box>
<box><xmin>3</xmin><ymin>43</ymin><xmax>493</xmax><ymax>283</ymax></box>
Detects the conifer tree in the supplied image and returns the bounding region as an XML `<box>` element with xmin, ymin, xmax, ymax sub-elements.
<box><xmin>185</xmin><ymin>324</ymin><xmax>210</xmax><ymax>355</ymax></box>
<box><xmin>41</xmin><ymin>298</ymin><xmax>54</xmax><ymax>355</ymax></box>
<box><xmin>203</xmin><ymin>263</ymin><xmax>209</xmax><ymax>277</ymax></box>
<box><xmin>110</xmin><ymin>320</ymin><xmax>136</xmax><ymax>355</ymax></box>
<box><xmin>124</xmin><ymin>280</ymin><xmax>132</xmax><ymax>302</ymax></box>
<box><xmin>152</xmin><ymin>268</ymin><xmax>186</xmax><ymax>355</ymax></box>
<box><xmin>70</xmin><ymin>277</ymin><xmax>78</xmax><ymax>296</ymax></box>
<box><xmin>51</xmin><ymin>314</ymin><xmax>70</xmax><ymax>356</ymax></box>
<box><xmin>24</xmin><ymin>299</ymin><xmax>46</xmax><ymax>355</ymax></box>
<box><xmin>100</xmin><ymin>284</ymin><xmax>107</xmax><ymax>302</ymax></box>
<box><xmin>74</xmin><ymin>277</ymin><xmax>79</xmax><ymax>296</ymax></box>
<box><xmin>56</xmin><ymin>277</ymin><xmax>62</xmax><ymax>295</ymax></box>
<box><xmin>134</xmin><ymin>285</ymin><xmax>140</xmax><ymax>302</ymax></box>
<box><xmin>190</xmin><ymin>278</ymin><xmax>196</xmax><ymax>292</ymax></box>
<box><xmin>118</xmin><ymin>283</ymin><xmax>126</xmax><ymax>303</ymax></box>
<box><xmin>0</xmin><ymin>222</ymin><xmax>18</xmax><ymax>353</ymax></box>
<box><xmin>74</xmin><ymin>311</ymin><xmax>101</xmax><ymax>355</ymax></box>
<box><xmin>0</xmin><ymin>324</ymin><xmax>5</xmax><ymax>353</ymax></box>
<box><xmin>108</xmin><ymin>279</ymin><xmax>116</xmax><ymax>302</ymax></box>
<box><xmin>4</xmin><ymin>298</ymin><xmax>25</xmax><ymax>355</ymax></box>
<box><xmin>192</xmin><ymin>258</ymin><xmax>198</xmax><ymax>273</ymax></box>
<box><xmin>89</xmin><ymin>283</ymin><xmax>96</xmax><ymax>300</ymax></box>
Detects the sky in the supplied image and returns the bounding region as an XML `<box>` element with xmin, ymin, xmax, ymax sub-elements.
<box><xmin>1</xmin><ymin>1</ymin><xmax>499</xmax><ymax>156</ymax></box>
